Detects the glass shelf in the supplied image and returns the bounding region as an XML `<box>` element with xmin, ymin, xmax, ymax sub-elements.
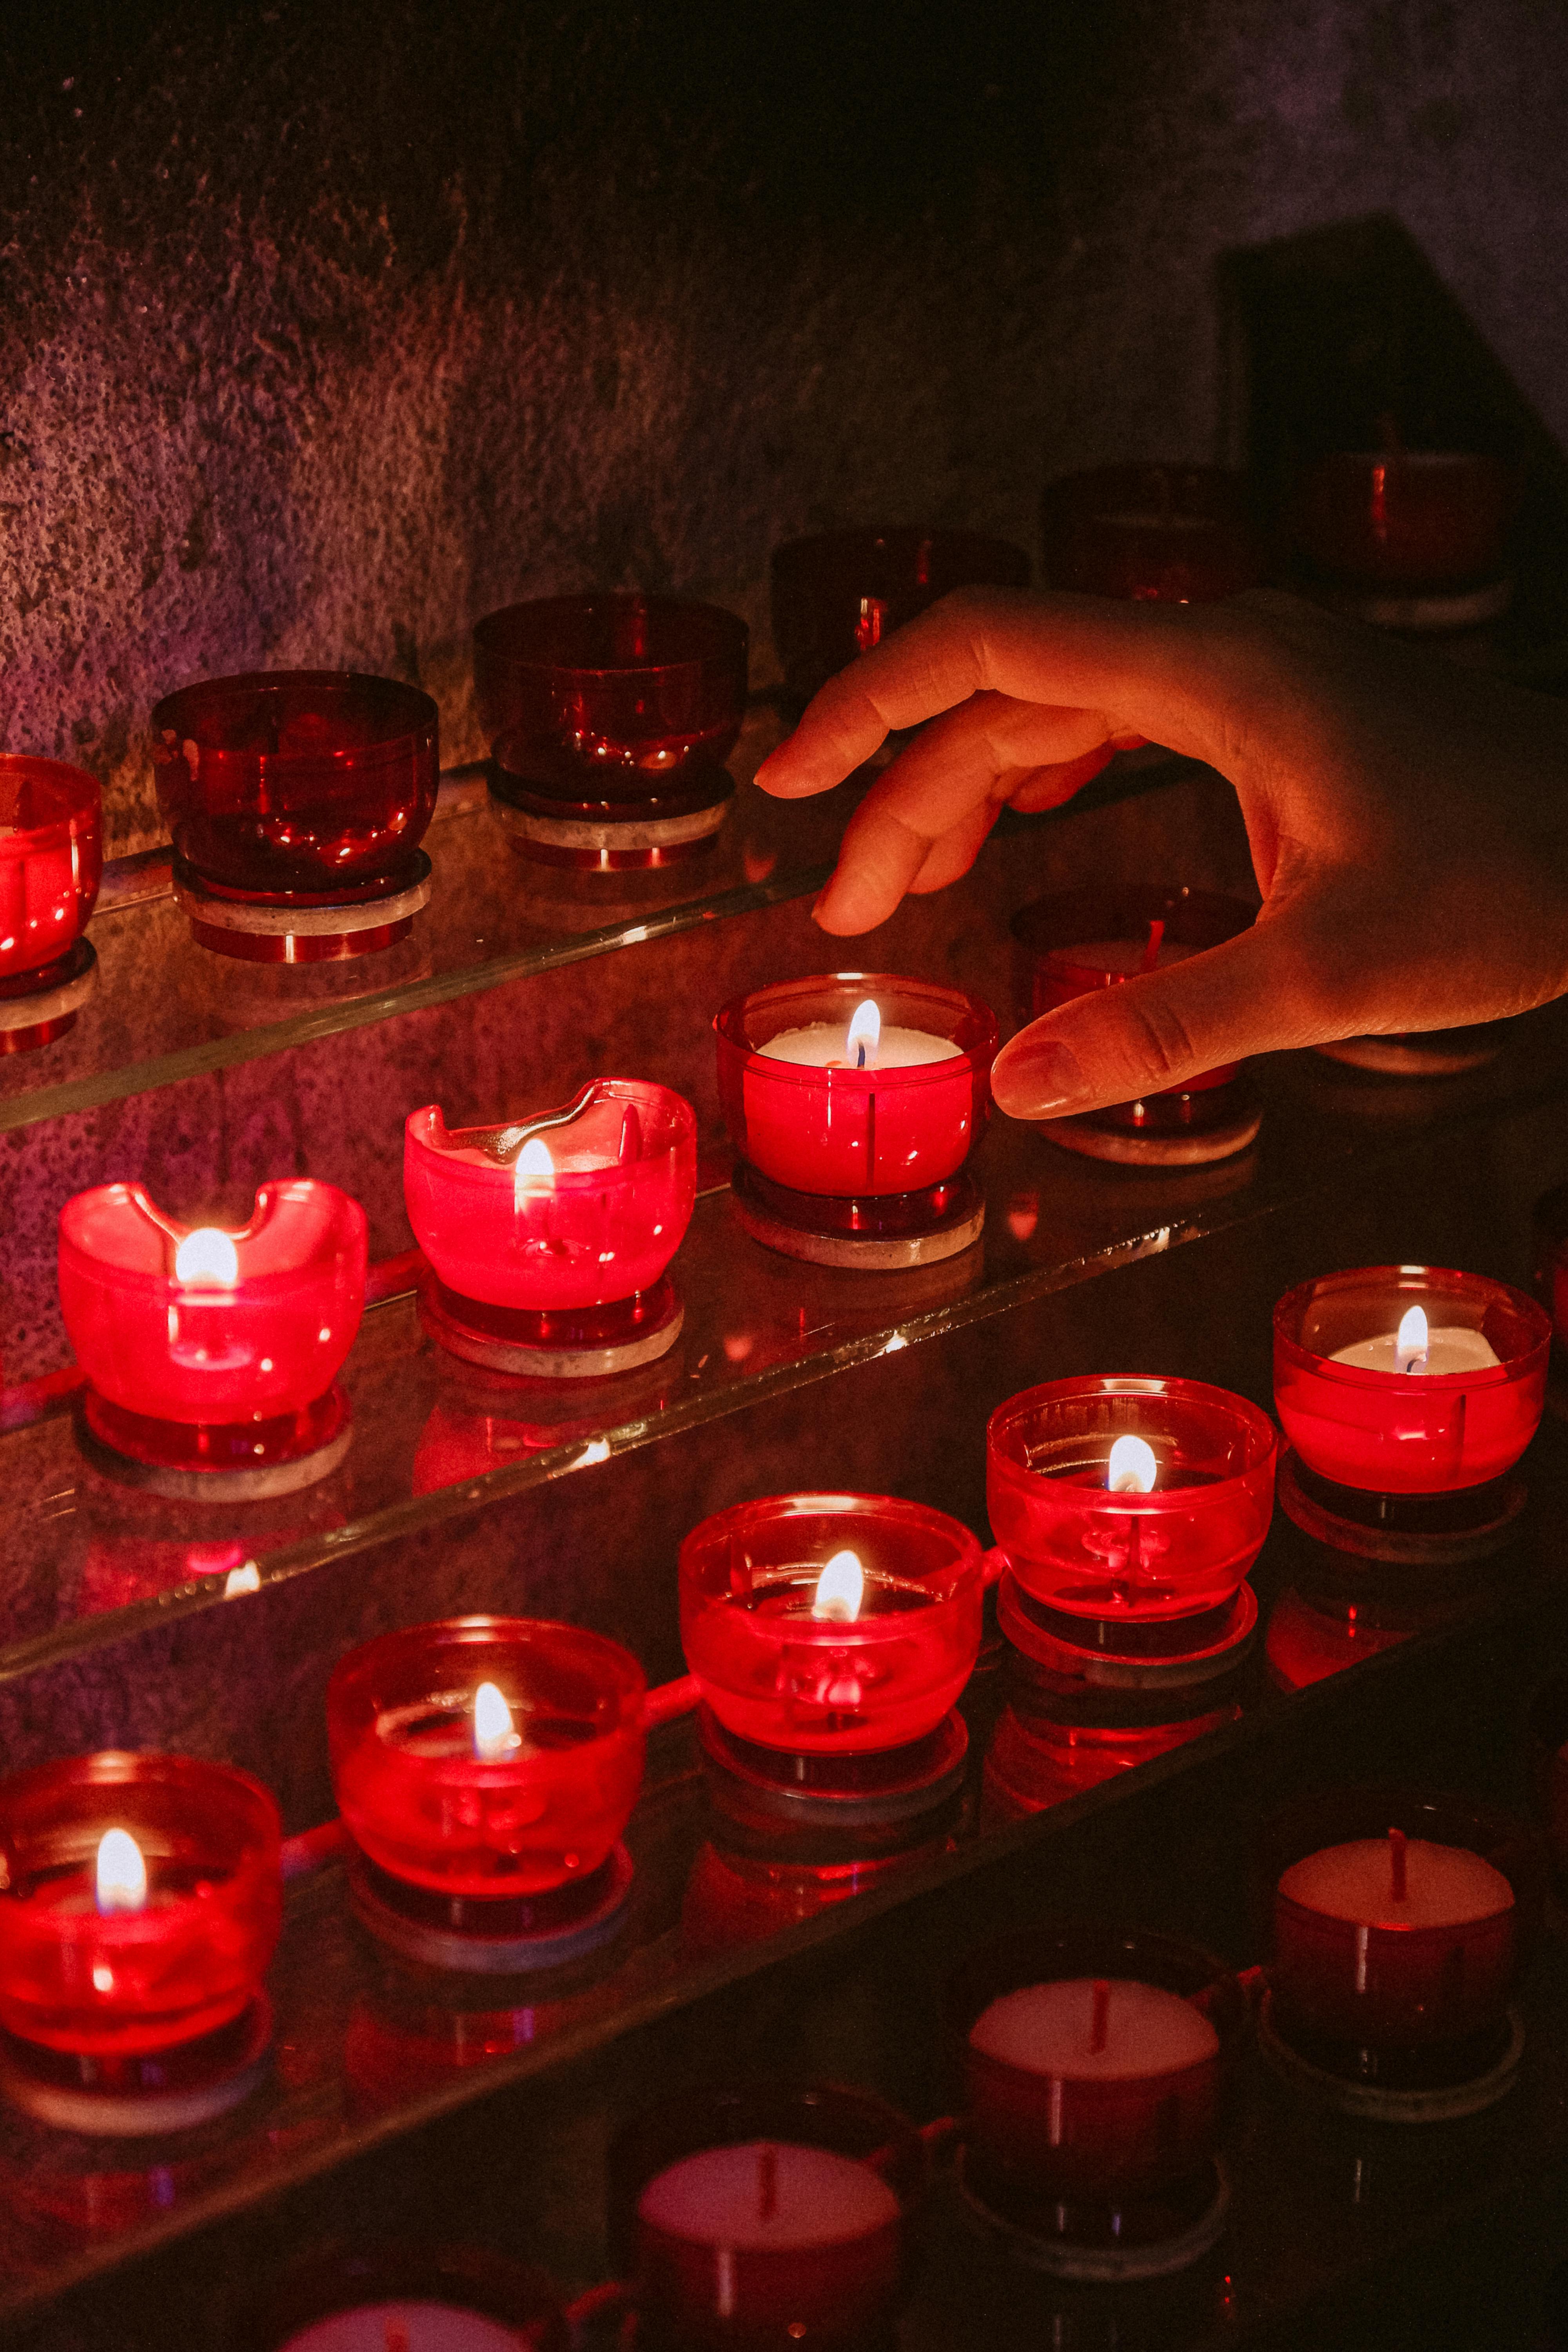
<box><xmin>0</xmin><ymin>1465</ymin><xmax>1562</xmax><ymax>2329</ymax></box>
<box><xmin>0</xmin><ymin>728</ymin><xmax>1201</xmax><ymax>1139</ymax></box>
<box><xmin>1</xmin><ymin>1016</ymin><xmax>1565</xmax><ymax>1688</ymax></box>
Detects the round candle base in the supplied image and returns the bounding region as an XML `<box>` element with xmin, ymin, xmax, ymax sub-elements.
<box><xmin>349</xmin><ymin>1845</ymin><xmax>634</xmax><ymax>1974</ymax></box>
<box><xmin>997</xmin><ymin>1571</ymin><xmax>1258</xmax><ymax>1692</ymax></box>
<box><xmin>174</xmin><ymin>853</ymin><xmax>432</xmax><ymax>964</ymax></box>
<box><xmin>1313</xmin><ymin>1026</ymin><xmax>1503</xmax><ymax>1077</ymax></box>
<box><xmin>730</xmin><ymin>1160</ymin><xmax>985</xmax><ymax>1270</ymax></box>
<box><xmin>956</xmin><ymin>2146</ymin><xmax>1230</xmax><ymax>2282</ymax></box>
<box><xmin>417</xmin><ymin>1270</ymin><xmax>684</xmax><ymax>1378</ymax></box>
<box><xmin>1034</xmin><ymin>1078</ymin><xmax>1261</xmax><ymax>1169</ymax></box>
<box><xmin>0</xmin><ymin>1996</ymin><xmax>272</xmax><ymax>2138</ymax></box>
<box><xmin>698</xmin><ymin>1706</ymin><xmax>969</xmax><ymax>1829</ymax></box>
<box><xmin>488</xmin><ymin>775</ymin><xmax>733</xmax><ymax>868</ymax></box>
<box><xmin>78</xmin><ymin>1384</ymin><xmax>352</xmax><ymax>1503</ymax></box>
<box><xmin>0</xmin><ymin>939</ymin><xmax>98</xmax><ymax>1054</ymax></box>
<box><xmin>1277</xmin><ymin>1448</ymin><xmax>1528</xmax><ymax>1565</ymax></box>
<box><xmin>1314</xmin><ymin>574</ymin><xmax>1513</xmax><ymax>633</ymax></box>
<box><xmin>1257</xmin><ymin>1985</ymin><xmax>1523</xmax><ymax>2123</ymax></box>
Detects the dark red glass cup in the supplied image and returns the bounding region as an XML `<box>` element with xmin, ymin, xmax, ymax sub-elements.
<box><xmin>0</xmin><ymin>756</ymin><xmax>102</xmax><ymax>982</ymax></box>
<box><xmin>150</xmin><ymin>670</ymin><xmax>439</xmax><ymax>897</ymax></box>
<box><xmin>1289</xmin><ymin>452</ymin><xmax>1518</xmax><ymax>591</ymax></box>
<box><xmin>948</xmin><ymin>1922</ymin><xmax>1245</xmax><ymax>2204</ymax></box>
<box><xmin>475</xmin><ymin>595</ymin><xmax>748</xmax><ymax>797</ymax></box>
<box><xmin>1039</xmin><ymin>466</ymin><xmax>1263</xmax><ymax>603</ymax></box>
<box><xmin>608</xmin><ymin>2082</ymin><xmax>926</xmax><ymax>2352</ymax></box>
<box><xmin>770</xmin><ymin>528</ymin><xmax>1030</xmax><ymax>705</ymax></box>
<box><xmin>1258</xmin><ymin>1786</ymin><xmax>1543</xmax><ymax>2063</ymax></box>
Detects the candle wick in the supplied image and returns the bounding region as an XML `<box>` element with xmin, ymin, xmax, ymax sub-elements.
<box><xmin>1091</xmin><ymin>1977</ymin><xmax>1111</xmax><ymax>2055</ymax></box>
<box><xmin>1389</xmin><ymin>1825</ymin><xmax>1408</xmax><ymax>1904</ymax></box>
<box><xmin>385</xmin><ymin>2325</ymin><xmax>411</xmax><ymax>2352</ymax></box>
<box><xmin>856</xmin><ymin>1041</ymin><xmax>867</xmax><ymax>1069</ymax></box>
<box><xmin>1140</xmin><ymin>917</ymin><xmax>1165</xmax><ymax>975</ymax></box>
<box><xmin>758</xmin><ymin>2141</ymin><xmax>779</xmax><ymax>2222</ymax></box>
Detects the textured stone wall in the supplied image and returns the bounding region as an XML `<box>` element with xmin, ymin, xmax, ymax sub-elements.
<box><xmin>4</xmin><ymin>0</ymin><xmax>1568</xmax><ymax>853</ymax></box>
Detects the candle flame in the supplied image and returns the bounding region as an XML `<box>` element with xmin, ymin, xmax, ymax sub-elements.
<box><xmin>514</xmin><ymin>1134</ymin><xmax>554</xmax><ymax>1210</ymax></box>
<box><xmin>812</xmin><ymin>1548</ymin><xmax>865</xmax><ymax>1623</ymax></box>
<box><xmin>1396</xmin><ymin>1304</ymin><xmax>1430</xmax><ymax>1373</ymax></box>
<box><xmin>95</xmin><ymin>1828</ymin><xmax>148</xmax><ymax>1915</ymax></box>
<box><xmin>472</xmin><ymin>1680</ymin><xmax>519</xmax><ymax>1760</ymax></box>
<box><xmin>173</xmin><ymin>1226</ymin><xmax>240</xmax><ymax>1286</ymax></box>
<box><xmin>845</xmin><ymin>998</ymin><xmax>881</xmax><ymax>1069</ymax></box>
<box><xmin>1107</xmin><ymin>1434</ymin><xmax>1158</xmax><ymax>1495</ymax></box>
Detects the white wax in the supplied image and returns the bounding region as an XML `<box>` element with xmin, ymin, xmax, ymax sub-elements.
<box><xmin>277</xmin><ymin>2303</ymin><xmax>524</xmax><ymax>2352</ymax></box>
<box><xmin>637</xmin><ymin>2140</ymin><xmax>899</xmax><ymax>2250</ymax></box>
<box><xmin>1329</xmin><ymin>1327</ymin><xmax>1501</xmax><ymax>1376</ymax></box>
<box><xmin>969</xmin><ymin>1978</ymin><xmax>1218</xmax><ymax>2082</ymax></box>
<box><xmin>757</xmin><ymin>1024</ymin><xmax>960</xmax><ymax>1071</ymax></box>
<box><xmin>1279</xmin><ymin>1838</ymin><xmax>1514</xmax><ymax>1931</ymax></box>
<box><xmin>1047</xmin><ymin>938</ymin><xmax>1196</xmax><ymax>978</ymax></box>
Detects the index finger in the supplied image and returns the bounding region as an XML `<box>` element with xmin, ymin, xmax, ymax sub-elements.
<box><xmin>755</xmin><ymin>586</ymin><xmax>1247</xmax><ymax>799</ymax></box>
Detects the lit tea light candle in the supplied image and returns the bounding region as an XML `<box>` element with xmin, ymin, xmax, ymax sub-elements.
<box><xmin>1329</xmin><ymin>1302</ymin><xmax>1501</xmax><ymax>1377</ymax></box>
<box><xmin>757</xmin><ymin>995</ymin><xmax>961</xmax><ymax>1073</ymax></box>
<box><xmin>470</xmin><ymin>1680</ymin><xmax>521</xmax><ymax>1762</ymax></box>
<box><xmin>172</xmin><ymin>1225</ymin><xmax>241</xmax><ymax>1287</ymax></box>
<box><xmin>1107</xmin><ymin>1435</ymin><xmax>1158</xmax><ymax>1494</ymax></box>
<box><xmin>1273</xmin><ymin>1824</ymin><xmax>1518</xmax><ymax>2048</ymax></box>
<box><xmin>811</xmin><ymin>1550</ymin><xmax>864</xmax><ymax>1622</ymax></box>
<box><xmin>636</xmin><ymin>2140</ymin><xmax>902</xmax><ymax>2349</ymax></box>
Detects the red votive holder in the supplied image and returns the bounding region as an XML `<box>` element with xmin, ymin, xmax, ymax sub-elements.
<box><xmin>715</xmin><ymin>973</ymin><xmax>998</xmax><ymax>1269</ymax></box>
<box><xmin>609</xmin><ymin>2082</ymin><xmax>926</xmax><ymax>2352</ymax></box>
<box><xmin>769</xmin><ymin>527</ymin><xmax>1031</xmax><ymax>706</ymax></box>
<box><xmin>1272</xmin><ymin>1269</ymin><xmax>1549</xmax><ymax>1550</ymax></box>
<box><xmin>948</xmin><ymin>1923</ymin><xmax>1243</xmax><ymax>2270</ymax></box>
<box><xmin>151</xmin><ymin>670</ymin><xmax>439</xmax><ymax>961</ymax></box>
<box><xmin>328</xmin><ymin>1615</ymin><xmax>646</xmax><ymax>1970</ymax></box>
<box><xmin>59</xmin><ymin>1178</ymin><xmax>367</xmax><ymax>1498</ymax></box>
<box><xmin>1290</xmin><ymin>451</ymin><xmax>1517</xmax><ymax>594</ymax></box>
<box><xmin>1011</xmin><ymin>886</ymin><xmax>1261</xmax><ymax>1164</ymax></box>
<box><xmin>0</xmin><ymin>755</ymin><xmax>103</xmax><ymax>1053</ymax></box>
<box><xmin>0</xmin><ymin>1752</ymin><xmax>280</xmax><ymax>2131</ymax></box>
<box><xmin>681</xmin><ymin>1491</ymin><xmax>983</xmax><ymax>1756</ymax></box>
<box><xmin>475</xmin><ymin>595</ymin><xmax>748</xmax><ymax>869</ymax></box>
<box><xmin>987</xmin><ymin>1376</ymin><xmax>1278</xmax><ymax>1646</ymax></box>
<box><xmin>1039</xmin><ymin>466</ymin><xmax>1263</xmax><ymax>604</ymax></box>
<box><xmin>1258</xmin><ymin>1786</ymin><xmax>1542</xmax><ymax>2111</ymax></box>
<box><xmin>405</xmin><ymin>1078</ymin><xmax>697</xmax><ymax>1377</ymax></box>
<box><xmin>243</xmin><ymin>2245</ymin><xmax>569</xmax><ymax>2352</ymax></box>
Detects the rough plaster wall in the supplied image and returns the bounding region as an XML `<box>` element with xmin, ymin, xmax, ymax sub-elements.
<box><xmin>3</xmin><ymin>0</ymin><xmax>1568</xmax><ymax>855</ymax></box>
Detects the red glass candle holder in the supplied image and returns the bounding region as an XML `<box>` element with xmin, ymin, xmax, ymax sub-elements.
<box><xmin>59</xmin><ymin>1179</ymin><xmax>367</xmax><ymax>1497</ymax></box>
<box><xmin>1290</xmin><ymin>451</ymin><xmax>1517</xmax><ymax>593</ymax></box>
<box><xmin>1011</xmin><ymin>886</ymin><xmax>1261</xmax><ymax>1164</ymax></box>
<box><xmin>328</xmin><ymin>1616</ymin><xmax>646</xmax><ymax>1970</ymax></box>
<box><xmin>715</xmin><ymin>974</ymin><xmax>997</xmax><ymax>1269</ymax></box>
<box><xmin>608</xmin><ymin>2082</ymin><xmax>926</xmax><ymax>2352</ymax></box>
<box><xmin>0</xmin><ymin>1753</ymin><xmax>280</xmax><ymax>2131</ymax></box>
<box><xmin>948</xmin><ymin>1923</ymin><xmax>1244</xmax><ymax>2270</ymax></box>
<box><xmin>1039</xmin><ymin>466</ymin><xmax>1263</xmax><ymax>604</ymax></box>
<box><xmin>1272</xmin><ymin>1268</ymin><xmax>1549</xmax><ymax>1554</ymax></box>
<box><xmin>475</xmin><ymin>595</ymin><xmax>748</xmax><ymax>869</ymax></box>
<box><xmin>151</xmin><ymin>670</ymin><xmax>439</xmax><ymax>961</ymax></box>
<box><xmin>241</xmin><ymin>2245</ymin><xmax>569</xmax><ymax>2352</ymax></box>
<box><xmin>1524</xmin><ymin>1669</ymin><xmax>1568</xmax><ymax>1899</ymax></box>
<box><xmin>0</xmin><ymin>756</ymin><xmax>103</xmax><ymax>1053</ymax></box>
<box><xmin>983</xmin><ymin>1692</ymin><xmax>1240</xmax><ymax>1819</ymax></box>
<box><xmin>681</xmin><ymin>1492</ymin><xmax>983</xmax><ymax>1762</ymax></box>
<box><xmin>769</xmin><ymin>528</ymin><xmax>1030</xmax><ymax>706</ymax></box>
<box><xmin>987</xmin><ymin>1376</ymin><xmax>1278</xmax><ymax>1636</ymax></box>
<box><xmin>1258</xmin><ymin>1785</ymin><xmax>1543</xmax><ymax>2107</ymax></box>
<box><xmin>405</xmin><ymin>1078</ymin><xmax>697</xmax><ymax>1377</ymax></box>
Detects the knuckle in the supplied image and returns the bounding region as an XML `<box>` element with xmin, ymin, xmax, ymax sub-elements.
<box><xmin>1119</xmin><ymin>991</ymin><xmax>1202</xmax><ymax>1089</ymax></box>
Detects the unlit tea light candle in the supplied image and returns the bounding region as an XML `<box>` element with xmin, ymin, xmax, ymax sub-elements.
<box><xmin>1278</xmin><ymin>1831</ymin><xmax>1513</xmax><ymax>1929</ymax></box>
<box><xmin>970</xmin><ymin>1976</ymin><xmax>1218</xmax><ymax>2079</ymax></box>
<box><xmin>639</xmin><ymin>2139</ymin><xmax>900</xmax><ymax>2249</ymax></box>
<box><xmin>277</xmin><ymin>2307</ymin><xmax>523</xmax><ymax>2352</ymax></box>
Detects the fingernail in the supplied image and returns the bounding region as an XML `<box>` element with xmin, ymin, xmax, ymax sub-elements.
<box><xmin>992</xmin><ymin>1041</ymin><xmax>1087</xmax><ymax>1119</ymax></box>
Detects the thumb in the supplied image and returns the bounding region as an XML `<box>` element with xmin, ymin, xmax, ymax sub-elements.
<box><xmin>991</xmin><ymin>919</ymin><xmax>1307</xmax><ymax>1119</ymax></box>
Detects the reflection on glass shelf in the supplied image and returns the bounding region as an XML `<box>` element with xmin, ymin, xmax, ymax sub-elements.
<box><xmin>5</xmin><ymin>1031</ymin><xmax>1568</xmax><ymax>1684</ymax></box>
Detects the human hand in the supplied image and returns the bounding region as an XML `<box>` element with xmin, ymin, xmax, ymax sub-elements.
<box><xmin>754</xmin><ymin>589</ymin><xmax>1568</xmax><ymax>1118</ymax></box>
